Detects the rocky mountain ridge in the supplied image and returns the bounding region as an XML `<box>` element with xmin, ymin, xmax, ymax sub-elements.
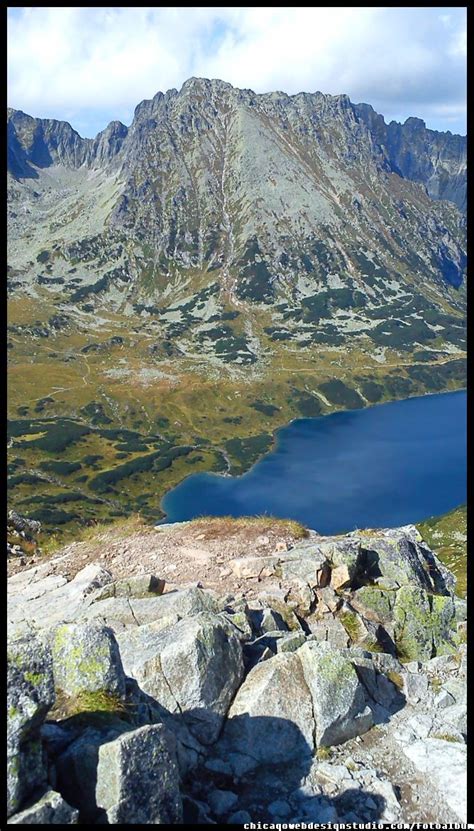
<box><xmin>7</xmin><ymin>79</ymin><xmax>467</xmax><ymax>541</ymax></box>
<box><xmin>8</xmin><ymin>80</ymin><xmax>467</xmax><ymax>212</ymax></box>
<box><xmin>8</xmin><ymin>78</ymin><xmax>466</xmax><ymax>310</ymax></box>
<box><xmin>7</xmin><ymin>521</ymin><xmax>467</xmax><ymax>824</ymax></box>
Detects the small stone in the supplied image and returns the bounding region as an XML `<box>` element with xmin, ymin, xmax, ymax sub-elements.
<box><xmin>231</xmin><ymin>556</ymin><xmax>279</xmax><ymax>579</ymax></box>
<box><xmin>330</xmin><ymin>564</ymin><xmax>352</xmax><ymax>590</ymax></box>
<box><xmin>92</xmin><ymin>573</ymin><xmax>165</xmax><ymax>601</ymax></box>
<box><xmin>402</xmin><ymin>672</ymin><xmax>429</xmax><ymax>703</ymax></box>
<box><xmin>7</xmin><ymin>789</ymin><xmax>78</xmax><ymax>824</ymax></box>
<box><xmin>276</xmin><ymin>632</ymin><xmax>307</xmax><ymax>653</ymax></box>
<box><xmin>204</xmin><ymin>757</ymin><xmax>233</xmax><ymax>776</ymax></box>
<box><xmin>434</xmin><ymin>689</ymin><xmax>456</xmax><ymax>709</ymax></box>
<box><xmin>344</xmin><ymin>755</ymin><xmax>358</xmax><ymax>770</ymax></box>
<box><xmin>183</xmin><ymin>796</ymin><xmax>215</xmax><ymax>825</ymax></box>
<box><xmin>208</xmin><ymin>789</ymin><xmax>238</xmax><ymax>815</ymax></box>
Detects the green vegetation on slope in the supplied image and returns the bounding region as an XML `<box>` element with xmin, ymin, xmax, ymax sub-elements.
<box><xmin>416</xmin><ymin>505</ymin><xmax>467</xmax><ymax>597</ymax></box>
<box><xmin>7</xmin><ymin>290</ymin><xmax>466</xmax><ymax>545</ymax></box>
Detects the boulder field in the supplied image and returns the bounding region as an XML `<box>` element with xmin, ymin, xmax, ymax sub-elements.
<box><xmin>7</xmin><ymin>523</ymin><xmax>467</xmax><ymax>824</ymax></box>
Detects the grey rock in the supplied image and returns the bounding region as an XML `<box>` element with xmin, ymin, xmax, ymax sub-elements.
<box><xmin>92</xmin><ymin>573</ymin><xmax>165</xmax><ymax>601</ymax></box>
<box><xmin>351</xmin><ymin>656</ymin><xmax>400</xmax><ymax>708</ymax></box>
<box><xmin>123</xmin><ymin>677</ymin><xmax>205</xmax><ymax>776</ymax></box>
<box><xmin>278</xmin><ymin>556</ymin><xmax>321</xmax><ymax>585</ymax></box>
<box><xmin>298</xmin><ymin>641</ymin><xmax>374</xmax><ymax>746</ymax></box>
<box><xmin>438</xmin><ymin>703</ymin><xmax>467</xmax><ymax>736</ymax></box>
<box><xmin>247</xmin><ymin>606</ymin><xmax>288</xmax><ymax>636</ymax></box>
<box><xmin>7</xmin><ymin>789</ymin><xmax>78</xmax><ymax>824</ymax></box>
<box><xmin>49</xmin><ymin>622</ymin><xmax>126</xmax><ymax>699</ymax></box>
<box><xmin>453</xmin><ymin>597</ymin><xmax>467</xmax><ymax>622</ymax></box>
<box><xmin>256</xmin><ymin>594</ymin><xmax>304</xmax><ymax>631</ymax></box>
<box><xmin>243</xmin><ymin>630</ymin><xmax>287</xmax><ymax>667</ymax></box>
<box><xmin>208</xmin><ymin>789</ymin><xmax>238</xmax><ymax>815</ymax></box>
<box><xmin>372</xmin><ymin>577</ymin><xmax>400</xmax><ymax>591</ymax></box>
<box><xmin>276</xmin><ymin>631</ymin><xmax>307</xmax><ymax>653</ymax></box>
<box><xmin>7</xmin><ymin>511</ymin><xmax>41</xmax><ymax>539</ymax></box>
<box><xmin>308</xmin><ymin>616</ymin><xmax>350</xmax><ymax>648</ymax></box>
<box><xmin>300</xmin><ymin>796</ymin><xmax>338</xmax><ymax>823</ymax></box>
<box><xmin>8</xmin><ymin>562</ymin><xmax>113</xmax><ymax>634</ymax></box>
<box><xmin>434</xmin><ymin>689</ymin><xmax>456</xmax><ymax>709</ymax></box>
<box><xmin>402</xmin><ymin>671</ymin><xmax>429</xmax><ymax>704</ymax></box>
<box><xmin>183</xmin><ymin>796</ymin><xmax>216</xmax><ymax>824</ymax></box>
<box><xmin>7</xmin><ymin>635</ymin><xmax>55</xmax><ymax>816</ymax></box>
<box><xmin>339</xmin><ymin>811</ymin><xmax>362</xmax><ymax>823</ymax></box>
<box><xmin>315</xmin><ymin>585</ymin><xmax>342</xmax><ymax>613</ymax></box>
<box><xmin>319</xmin><ymin>539</ymin><xmax>362</xmax><ymax>581</ymax></box>
<box><xmin>81</xmin><ymin>585</ymin><xmax>218</xmax><ymax>630</ymax></box>
<box><xmin>56</xmin><ymin>724</ymin><xmax>129</xmax><ymax>820</ymax></box>
<box><xmin>204</xmin><ymin>757</ymin><xmax>233</xmax><ymax>775</ymax></box>
<box><xmin>96</xmin><ymin>724</ymin><xmax>182</xmax><ymax>824</ymax></box>
<box><xmin>284</xmin><ymin>578</ymin><xmax>315</xmax><ymax>615</ymax></box>
<box><xmin>219</xmin><ymin>609</ymin><xmax>253</xmax><ymax>642</ymax></box>
<box><xmin>40</xmin><ymin>722</ymin><xmax>80</xmax><ymax>757</ymax></box>
<box><xmin>230</xmin><ymin>555</ymin><xmax>280</xmax><ymax>579</ymax></box>
<box><xmin>351</xmin><ymin>585</ymin><xmax>396</xmax><ymax>623</ymax></box>
<box><xmin>424</xmin><ymin>653</ymin><xmax>459</xmax><ymax>675</ymax></box>
<box><xmin>366</xmin><ymin>776</ymin><xmax>401</xmax><ymax>823</ymax></box>
<box><xmin>393</xmin><ymin>585</ymin><xmax>456</xmax><ymax>661</ymax></box>
<box><xmin>442</xmin><ymin>676</ymin><xmax>467</xmax><ymax>706</ymax></box>
<box><xmin>404</xmin><ymin>660</ymin><xmax>423</xmax><ymax>673</ymax></box>
<box><xmin>117</xmin><ymin>612</ymin><xmax>244</xmax><ymax>744</ymax></box>
<box><xmin>402</xmin><ymin>738</ymin><xmax>467</xmax><ymax>821</ymax></box>
<box><xmin>354</xmin><ymin>526</ymin><xmax>454</xmax><ymax>594</ymax></box>
<box><xmin>356</xmin><ymin>107</ymin><xmax>467</xmax><ymax>211</ymax></box>
<box><xmin>224</xmin><ymin>652</ymin><xmax>315</xmax><ymax>768</ymax></box>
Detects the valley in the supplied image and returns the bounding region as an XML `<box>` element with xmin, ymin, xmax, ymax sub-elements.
<box><xmin>7</xmin><ymin>79</ymin><xmax>466</xmax><ymax>543</ymax></box>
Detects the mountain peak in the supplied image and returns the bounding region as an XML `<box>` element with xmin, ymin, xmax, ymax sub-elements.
<box><xmin>404</xmin><ymin>116</ymin><xmax>427</xmax><ymax>129</ymax></box>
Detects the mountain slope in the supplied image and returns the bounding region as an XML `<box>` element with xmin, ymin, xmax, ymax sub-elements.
<box><xmin>7</xmin><ymin>79</ymin><xmax>466</xmax><ymax>539</ymax></box>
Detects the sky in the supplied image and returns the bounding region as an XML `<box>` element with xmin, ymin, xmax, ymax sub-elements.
<box><xmin>7</xmin><ymin>7</ymin><xmax>467</xmax><ymax>139</ymax></box>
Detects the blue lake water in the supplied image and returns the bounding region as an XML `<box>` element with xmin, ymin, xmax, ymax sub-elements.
<box><xmin>161</xmin><ymin>390</ymin><xmax>467</xmax><ymax>533</ymax></box>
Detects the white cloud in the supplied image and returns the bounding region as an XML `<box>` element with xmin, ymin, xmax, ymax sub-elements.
<box><xmin>7</xmin><ymin>6</ymin><xmax>466</xmax><ymax>137</ymax></box>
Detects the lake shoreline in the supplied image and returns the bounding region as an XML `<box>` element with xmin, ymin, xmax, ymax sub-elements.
<box><xmin>159</xmin><ymin>387</ymin><xmax>467</xmax><ymax>532</ymax></box>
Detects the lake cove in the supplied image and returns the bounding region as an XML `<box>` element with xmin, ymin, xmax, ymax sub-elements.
<box><xmin>161</xmin><ymin>390</ymin><xmax>466</xmax><ymax>533</ymax></box>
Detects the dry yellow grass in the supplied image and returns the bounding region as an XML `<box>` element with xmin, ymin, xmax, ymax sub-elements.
<box><xmin>185</xmin><ymin>514</ymin><xmax>308</xmax><ymax>541</ymax></box>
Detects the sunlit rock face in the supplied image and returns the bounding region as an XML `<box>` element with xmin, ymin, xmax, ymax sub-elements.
<box><xmin>7</xmin><ymin>78</ymin><xmax>466</xmax><ymax>322</ymax></box>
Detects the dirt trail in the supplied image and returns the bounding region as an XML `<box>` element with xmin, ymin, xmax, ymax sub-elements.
<box><xmin>7</xmin><ymin>518</ymin><xmax>310</xmax><ymax>601</ymax></box>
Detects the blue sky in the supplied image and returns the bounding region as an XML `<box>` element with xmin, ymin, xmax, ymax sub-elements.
<box><xmin>7</xmin><ymin>7</ymin><xmax>467</xmax><ymax>138</ymax></box>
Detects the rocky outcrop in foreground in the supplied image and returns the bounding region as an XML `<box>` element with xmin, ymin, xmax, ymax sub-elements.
<box><xmin>7</xmin><ymin>524</ymin><xmax>467</xmax><ymax>824</ymax></box>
